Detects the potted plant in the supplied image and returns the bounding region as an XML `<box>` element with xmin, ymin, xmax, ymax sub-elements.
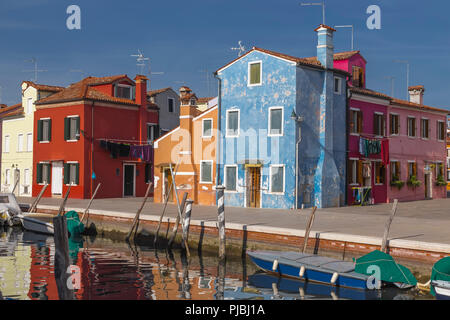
<box><xmin>407</xmin><ymin>175</ymin><xmax>421</xmax><ymax>188</ymax></box>
<box><xmin>436</xmin><ymin>174</ymin><xmax>447</xmax><ymax>186</ymax></box>
<box><xmin>390</xmin><ymin>175</ymin><xmax>405</xmax><ymax>190</ymax></box>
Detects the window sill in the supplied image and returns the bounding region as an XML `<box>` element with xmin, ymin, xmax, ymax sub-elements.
<box><xmin>225</xmin><ymin>135</ymin><xmax>239</xmax><ymax>138</ymax></box>
<box><xmin>39</xmin><ymin>141</ymin><xmax>50</xmax><ymax>144</ymax></box>
<box><xmin>65</xmin><ymin>184</ymin><xmax>78</xmax><ymax>186</ymax></box>
<box><xmin>350</xmin><ymin>133</ymin><xmax>360</xmax><ymax>136</ymax></box>
<box><xmin>247</xmin><ymin>83</ymin><xmax>262</xmax><ymax>87</ymax></box>
<box><xmin>224</xmin><ymin>190</ymin><xmax>239</xmax><ymax>194</ymax></box>
<box><xmin>267</xmin><ymin>191</ymin><xmax>285</xmax><ymax>196</ymax></box>
<box><xmin>268</xmin><ymin>133</ymin><xmax>284</xmax><ymax>137</ymax></box>
<box><xmin>202</xmin><ymin>136</ymin><xmax>213</xmax><ymax>139</ymax></box>
<box><xmin>199</xmin><ymin>181</ymin><xmax>213</xmax><ymax>185</ymax></box>
<box><xmin>66</xmin><ymin>140</ymin><xmax>79</xmax><ymax>143</ymax></box>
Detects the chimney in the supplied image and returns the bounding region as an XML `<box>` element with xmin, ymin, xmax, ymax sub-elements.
<box><xmin>408</xmin><ymin>85</ymin><xmax>425</xmax><ymax>105</ymax></box>
<box><xmin>134</xmin><ymin>75</ymin><xmax>149</xmax><ymax>143</ymax></box>
<box><xmin>315</xmin><ymin>24</ymin><xmax>336</xmax><ymax>69</ymax></box>
<box><xmin>179</xmin><ymin>86</ymin><xmax>192</xmax><ymax>99</ymax></box>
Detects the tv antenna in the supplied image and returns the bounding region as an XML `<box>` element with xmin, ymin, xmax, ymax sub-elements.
<box><xmin>23</xmin><ymin>57</ymin><xmax>47</xmax><ymax>82</ymax></box>
<box><xmin>199</xmin><ymin>68</ymin><xmax>213</xmax><ymax>97</ymax></box>
<box><xmin>384</xmin><ymin>76</ymin><xmax>395</xmax><ymax>97</ymax></box>
<box><xmin>231</xmin><ymin>41</ymin><xmax>246</xmax><ymax>57</ymax></box>
<box><xmin>300</xmin><ymin>1</ymin><xmax>325</xmax><ymax>25</ymax></box>
<box><xmin>131</xmin><ymin>49</ymin><xmax>150</xmax><ymax>75</ymax></box>
<box><xmin>334</xmin><ymin>25</ymin><xmax>354</xmax><ymax>50</ymax></box>
<box><xmin>393</xmin><ymin>60</ymin><xmax>410</xmax><ymax>100</ymax></box>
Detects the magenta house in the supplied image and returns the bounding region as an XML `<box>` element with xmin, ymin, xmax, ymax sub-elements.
<box><xmin>333</xmin><ymin>52</ymin><xmax>448</xmax><ymax>205</ymax></box>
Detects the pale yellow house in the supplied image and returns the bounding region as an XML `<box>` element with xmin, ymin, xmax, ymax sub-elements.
<box><xmin>0</xmin><ymin>82</ymin><xmax>63</xmax><ymax>196</ymax></box>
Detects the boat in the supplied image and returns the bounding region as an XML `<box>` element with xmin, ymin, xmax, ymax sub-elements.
<box><xmin>247</xmin><ymin>250</ymin><xmax>372</xmax><ymax>290</ymax></box>
<box><xmin>19</xmin><ymin>214</ymin><xmax>54</xmax><ymax>235</ymax></box>
<box><xmin>430</xmin><ymin>256</ymin><xmax>450</xmax><ymax>300</ymax></box>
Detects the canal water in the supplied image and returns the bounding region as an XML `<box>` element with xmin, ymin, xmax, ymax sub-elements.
<box><xmin>0</xmin><ymin>227</ymin><xmax>435</xmax><ymax>300</ymax></box>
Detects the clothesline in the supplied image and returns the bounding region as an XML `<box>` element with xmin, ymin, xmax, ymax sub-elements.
<box><xmin>96</xmin><ymin>138</ymin><xmax>152</xmax><ymax>146</ymax></box>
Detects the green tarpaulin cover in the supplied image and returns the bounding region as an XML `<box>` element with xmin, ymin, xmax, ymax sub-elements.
<box><xmin>355</xmin><ymin>250</ymin><xmax>417</xmax><ymax>286</ymax></box>
<box><xmin>64</xmin><ymin>210</ymin><xmax>85</xmax><ymax>237</ymax></box>
<box><xmin>430</xmin><ymin>256</ymin><xmax>450</xmax><ymax>296</ymax></box>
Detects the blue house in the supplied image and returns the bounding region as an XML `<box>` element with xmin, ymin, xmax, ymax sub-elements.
<box><xmin>214</xmin><ymin>25</ymin><xmax>348</xmax><ymax>209</ymax></box>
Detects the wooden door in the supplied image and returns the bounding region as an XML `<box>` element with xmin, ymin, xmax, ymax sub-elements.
<box><xmin>247</xmin><ymin>167</ymin><xmax>261</xmax><ymax>208</ymax></box>
<box><xmin>123</xmin><ymin>164</ymin><xmax>135</xmax><ymax>197</ymax></box>
<box><xmin>51</xmin><ymin>161</ymin><xmax>63</xmax><ymax>195</ymax></box>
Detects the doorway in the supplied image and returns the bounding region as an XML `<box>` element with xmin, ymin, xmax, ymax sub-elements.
<box><xmin>123</xmin><ymin>164</ymin><xmax>135</xmax><ymax>197</ymax></box>
<box><xmin>246</xmin><ymin>166</ymin><xmax>261</xmax><ymax>208</ymax></box>
<box><xmin>163</xmin><ymin>167</ymin><xmax>174</xmax><ymax>202</ymax></box>
<box><xmin>425</xmin><ymin>173</ymin><xmax>432</xmax><ymax>199</ymax></box>
<box><xmin>51</xmin><ymin>161</ymin><xmax>63</xmax><ymax>195</ymax></box>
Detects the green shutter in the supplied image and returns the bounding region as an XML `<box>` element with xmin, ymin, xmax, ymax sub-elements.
<box><xmin>37</xmin><ymin>120</ymin><xmax>43</xmax><ymax>142</ymax></box>
<box><xmin>145</xmin><ymin>164</ymin><xmax>150</xmax><ymax>183</ymax></box>
<box><xmin>36</xmin><ymin>163</ymin><xmax>42</xmax><ymax>184</ymax></box>
<box><xmin>76</xmin><ymin>117</ymin><xmax>80</xmax><ymax>140</ymax></box>
<box><xmin>64</xmin><ymin>117</ymin><xmax>70</xmax><ymax>140</ymax></box>
<box><xmin>75</xmin><ymin>163</ymin><xmax>79</xmax><ymax>185</ymax></box>
<box><xmin>250</xmin><ymin>63</ymin><xmax>261</xmax><ymax>84</ymax></box>
<box><xmin>63</xmin><ymin>163</ymin><xmax>69</xmax><ymax>185</ymax></box>
<box><xmin>46</xmin><ymin>164</ymin><xmax>51</xmax><ymax>183</ymax></box>
<box><xmin>48</xmin><ymin>119</ymin><xmax>52</xmax><ymax>141</ymax></box>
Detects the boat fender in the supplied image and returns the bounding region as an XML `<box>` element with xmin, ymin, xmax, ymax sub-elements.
<box><xmin>272</xmin><ymin>259</ymin><xmax>279</xmax><ymax>271</ymax></box>
<box><xmin>299</xmin><ymin>265</ymin><xmax>306</xmax><ymax>277</ymax></box>
<box><xmin>331</xmin><ymin>272</ymin><xmax>339</xmax><ymax>284</ymax></box>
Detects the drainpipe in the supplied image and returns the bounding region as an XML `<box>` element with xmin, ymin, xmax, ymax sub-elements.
<box><xmin>91</xmin><ymin>101</ymin><xmax>95</xmax><ymax>199</ymax></box>
<box><xmin>291</xmin><ymin>110</ymin><xmax>304</xmax><ymax>209</ymax></box>
<box><xmin>214</xmin><ymin>72</ymin><xmax>222</xmax><ymax>188</ymax></box>
<box><xmin>346</xmin><ymin>87</ymin><xmax>352</xmax><ymax>206</ymax></box>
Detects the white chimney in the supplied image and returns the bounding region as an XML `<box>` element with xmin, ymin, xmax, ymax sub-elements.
<box><xmin>408</xmin><ymin>85</ymin><xmax>425</xmax><ymax>105</ymax></box>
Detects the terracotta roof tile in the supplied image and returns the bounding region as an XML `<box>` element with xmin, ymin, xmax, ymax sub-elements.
<box><xmin>408</xmin><ymin>85</ymin><xmax>425</xmax><ymax>91</ymax></box>
<box><xmin>314</xmin><ymin>24</ymin><xmax>337</xmax><ymax>32</ymax></box>
<box><xmin>391</xmin><ymin>98</ymin><xmax>449</xmax><ymax>114</ymax></box>
<box><xmin>350</xmin><ymin>87</ymin><xmax>391</xmax><ymax>100</ymax></box>
<box><xmin>148</xmin><ymin>87</ymin><xmax>172</xmax><ymax>97</ymax></box>
<box><xmin>0</xmin><ymin>103</ymin><xmax>23</xmax><ymax>118</ymax></box>
<box><xmin>22</xmin><ymin>81</ymin><xmax>65</xmax><ymax>92</ymax></box>
<box><xmin>197</xmin><ymin>97</ymin><xmax>215</xmax><ymax>104</ymax></box>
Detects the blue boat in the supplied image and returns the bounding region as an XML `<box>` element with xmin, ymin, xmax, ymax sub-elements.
<box><xmin>247</xmin><ymin>250</ymin><xmax>373</xmax><ymax>290</ymax></box>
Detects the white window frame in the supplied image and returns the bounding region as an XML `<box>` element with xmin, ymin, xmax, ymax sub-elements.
<box><xmin>17</xmin><ymin>133</ymin><xmax>24</xmax><ymax>152</ymax></box>
<box><xmin>66</xmin><ymin>115</ymin><xmax>80</xmax><ymax>142</ymax></box>
<box><xmin>373</xmin><ymin>112</ymin><xmax>385</xmax><ymax>137</ymax></box>
<box><xmin>420</xmin><ymin>117</ymin><xmax>429</xmax><ymax>140</ymax></box>
<box><xmin>147</xmin><ymin>122</ymin><xmax>158</xmax><ymax>142</ymax></box>
<box><xmin>39</xmin><ymin>117</ymin><xmax>51</xmax><ymax>143</ymax></box>
<box><xmin>269</xmin><ymin>164</ymin><xmax>285</xmax><ymax>194</ymax></box>
<box><xmin>4</xmin><ymin>135</ymin><xmax>10</xmax><ymax>153</ymax></box>
<box><xmin>200</xmin><ymin>160</ymin><xmax>213</xmax><ymax>184</ymax></box>
<box><xmin>226</xmin><ymin>109</ymin><xmax>240</xmax><ymax>138</ymax></box>
<box><xmin>5</xmin><ymin>169</ymin><xmax>10</xmax><ymax>185</ymax></box>
<box><xmin>24</xmin><ymin>168</ymin><xmax>30</xmax><ymax>187</ymax></box>
<box><xmin>65</xmin><ymin>162</ymin><xmax>79</xmax><ymax>186</ymax></box>
<box><xmin>407</xmin><ymin>160</ymin><xmax>416</xmax><ymax>179</ymax></box>
<box><xmin>268</xmin><ymin>106</ymin><xmax>284</xmax><ymax>137</ymax></box>
<box><xmin>334</xmin><ymin>76</ymin><xmax>342</xmax><ymax>95</ymax></box>
<box><xmin>407</xmin><ymin>116</ymin><xmax>416</xmax><ymax>138</ymax></box>
<box><xmin>390</xmin><ymin>113</ymin><xmax>399</xmax><ymax>136</ymax></box>
<box><xmin>349</xmin><ymin>108</ymin><xmax>360</xmax><ymax>136</ymax></box>
<box><xmin>202</xmin><ymin>118</ymin><xmax>213</xmax><ymax>138</ymax></box>
<box><xmin>38</xmin><ymin>161</ymin><xmax>51</xmax><ymax>185</ymax></box>
<box><xmin>248</xmin><ymin>61</ymin><xmax>262</xmax><ymax>87</ymax></box>
<box><xmin>437</xmin><ymin>120</ymin><xmax>445</xmax><ymax>142</ymax></box>
<box><xmin>224</xmin><ymin>165</ymin><xmax>238</xmax><ymax>192</ymax></box>
<box><xmin>27</xmin><ymin>133</ymin><xmax>33</xmax><ymax>152</ymax></box>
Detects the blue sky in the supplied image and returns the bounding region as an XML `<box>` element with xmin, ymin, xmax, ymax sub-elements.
<box><xmin>0</xmin><ymin>0</ymin><xmax>449</xmax><ymax>110</ymax></box>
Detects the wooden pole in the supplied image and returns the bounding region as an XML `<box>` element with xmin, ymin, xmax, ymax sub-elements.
<box><xmin>217</xmin><ymin>185</ymin><xmax>226</xmax><ymax>260</ymax></box>
<box><xmin>154</xmin><ymin>161</ymin><xmax>180</xmax><ymax>246</ymax></box>
<box><xmin>381</xmin><ymin>199</ymin><xmax>398</xmax><ymax>253</ymax></box>
<box><xmin>80</xmin><ymin>183</ymin><xmax>101</xmax><ymax>223</ymax></box>
<box><xmin>11</xmin><ymin>176</ymin><xmax>19</xmax><ymax>194</ymax></box>
<box><xmin>181</xmin><ymin>199</ymin><xmax>193</xmax><ymax>254</ymax></box>
<box><xmin>126</xmin><ymin>182</ymin><xmax>153</xmax><ymax>242</ymax></box>
<box><xmin>57</xmin><ymin>184</ymin><xmax>72</xmax><ymax>217</ymax></box>
<box><xmin>168</xmin><ymin>192</ymin><xmax>188</xmax><ymax>248</ymax></box>
<box><xmin>53</xmin><ymin>214</ymin><xmax>73</xmax><ymax>300</ymax></box>
<box><xmin>302</xmin><ymin>206</ymin><xmax>317</xmax><ymax>253</ymax></box>
<box><xmin>28</xmin><ymin>183</ymin><xmax>48</xmax><ymax>213</ymax></box>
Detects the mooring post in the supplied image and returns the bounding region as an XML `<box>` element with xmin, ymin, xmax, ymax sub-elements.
<box><xmin>126</xmin><ymin>182</ymin><xmax>153</xmax><ymax>242</ymax></box>
<box><xmin>80</xmin><ymin>182</ymin><xmax>101</xmax><ymax>224</ymax></box>
<box><xmin>381</xmin><ymin>199</ymin><xmax>398</xmax><ymax>253</ymax></box>
<box><xmin>302</xmin><ymin>206</ymin><xmax>317</xmax><ymax>253</ymax></box>
<box><xmin>57</xmin><ymin>184</ymin><xmax>73</xmax><ymax>217</ymax></box>
<box><xmin>216</xmin><ymin>185</ymin><xmax>226</xmax><ymax>260</ymax></box>
<box><xmin>181</xmin><ymin>199</ymin><xmax>194</xmax><ymax>253</ymax></box>
<box><xmin>168</xmin><ymin>192</ymin><xmax>188</xmax><ymax>248</ymax></box>
<box><xmin>53</xmin><ymin>214</ymin><xmax>73</xmax><ymax>300</ymax></box>
<box><xmin>28</xmin><ymin>183</ymin><xmax>48</xmax><ymax>213</ymax></box>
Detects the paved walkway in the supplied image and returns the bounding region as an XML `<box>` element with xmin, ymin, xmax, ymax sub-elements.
<box><xmin>18</xmin><ymin>196</ymin><xmax>450</xmax><ymax>252</ymax></box>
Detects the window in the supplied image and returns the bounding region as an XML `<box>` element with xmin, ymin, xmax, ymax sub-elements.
<box><xmin>352</xmin><ymin>66</ymin><xmax>365</xmax><ymax>88</ymax></box>
<box><xmin>224</xmin><ymin>165</ymin><xmax>237</xmax><ymax>191</ymax></box>
<box><xmin>334</xmin><ymin>77</ymin><xmax>342</xmax><ymax>94</ymax></box>
<box><xmin>421</xmin><ymin>118</ymin><xmax>429</xmax><ymax>139</ymax></box>
<box><xmin>435</xmin><ymin>162</ymin><xmax>444</xmax><ymax>179</ymax></box>
<box><xmin>407</xmin><ymin>117</ymin><xmax>416</xmax><ymax>137</ymax></box>
<box><xmin>268</xmin><ymin>107</ymin><xmax>283</xmax><ymax>136</ymax></box>
<box><xmin>64</xmin><ymin>163</ymin><xmax>79</xmax><ymax>185</ymax></box>
<box><xmin>27</xmin><ymin>133</ymin><xmax>33</xmax><ymax>152</ymax></box>
<box><xmin>27</xmin><ymin>98</ymin><xmax>33</xmax><ymax>114</ymax></box>
<box><xmin>270</xmin><ymin>165</ymin><xmax>284</xmax><ymax>193</ymax></box>
<box><xmin>64</xmin><ymin>116</ymin><xmax>80</xmax><ymax>141</ymax></box>
<box><xmin>168</xmin><ymin>98</ymin><xmax>174</xmax><ymax>113</ymax></box>
<box><xmin>348</xmin><ymin>159</ymin><xmax>360</xmax><ymax>185</ymax></box>
<box><xmin>226</xmin><ymin>110</ymin><xmax>239</xmax><ymax>137</ymax></box>
<box><xmin>115</xmin><ymin>84</ymin><xmax>132</xmax><ymax>99</ymax></box>
<box><xmin>408</xmin><ymin>162</ymin><xmax>417</xmax><ymax>179</ymax></box>
<box><xmin>24</xmin><ymin>169</ymin><xmax>30</xmax><ymax>186</ymax></box>
<box><xmin>4</xmin><ymin>135</ymin><xmax>10</xmax><ymax>153</ymax></box>
<box><xmin>147</xmin><ymin>123</ymin><xmax>159</xmax><ymax>142</ymax></box>
<box><xmin>437</xmin><ymin>121</ymin><xmax>445</xmax><ymax>141</ymax></box>
<box><xmin>390</xmin><ymin>161</ymin><xmax>401</xmax><ymax>181</ymax></box>
<box><xmin>248</xmin><ymin>61</ymin><xmax>262</xmax><ymax>86</ymax></box>
<box><xmin>5</xmin><ymin>169</ymin><xmax>10</xmax><ymax>185</ymax></box>
<box><xmin>200</xmin><ymin>160</ymin><xmax>213</xmax><ymax>183</ymax></box>
<box><xmin>17</xmin><ymin>134</ymin><xmax>24</xmax><ymax>152</ymax></box>
<box><xmin>37</xmin><ymin>119</ymin><xmax>51</xmax><ymax>142</ymax></box>
<box><xmin>390</xmin><ymin>114</ymin><xmax>399</xmax><ymax>135</ymax></box>
<box><xmin>350</xmin><ymin>110</ymin><xmax>362</xmax><ymax>134</ymax></box>
<box><xmin>374</xmin><ymin>162</ymin><xmax>386</xmax><ymax>184</ymax></box>
<box><xmin>36</xmin><ymin>163</ymin><xmax>51</xmax><ymax>184</ymax></box>
<box><xmin>202</xmin><ymin>119</ymin><xmax>213</xmax><ymax>138</ymax></box>
<box><xmin>190</xmin><ymin>99</ymin><xmax>196</xmax><ymax>106</ymax></box>
<box><xmin>373</xmin><ymin>113</ymin><xmax>385</xmax><ymax>136</ymax></box>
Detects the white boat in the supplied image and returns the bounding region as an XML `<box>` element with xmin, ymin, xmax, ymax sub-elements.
<box><xmin>432</xmin><ymin>280</ymin><xmax>450</xmax><ymax>300</ymax></box>
<box><xmin>0</xmin><ymin>193</ymin><xmax>54</xmax><ymax>235</ymax></box>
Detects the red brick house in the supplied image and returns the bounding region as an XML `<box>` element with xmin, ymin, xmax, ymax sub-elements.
<box><xmin>32</xmin><ymin>74</ymin><xmax>157</xmax><ymax>199</ymax></box>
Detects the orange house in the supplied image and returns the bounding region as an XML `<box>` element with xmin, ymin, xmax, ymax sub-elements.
<box><xmin>153</xmin><ymin>95</ymin><xmax>217</xmax><ymax>206</ymax></box>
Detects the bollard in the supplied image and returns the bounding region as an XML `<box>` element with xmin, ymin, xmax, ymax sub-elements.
<box><xmin>181</xmin><ymin>199</ymin><xmax>194</xmax><ymax>251</ymax></box>
<box><xmin>53</xmin><ymin>215</ymin><xmax>74</xmax><ymax>300</ymax></box>
<box><xmin>216</xmin><ymin>185</ymin><xmax>226</xmax><ymax>260</ymax></box>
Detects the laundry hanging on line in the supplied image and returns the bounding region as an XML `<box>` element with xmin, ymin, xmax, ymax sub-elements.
<box><xmin>130</xmin><ymin>145</ymin><xmax>153</xmax><ymax>162</ymax></box>
<box><xmin>359</xmin><ymin>137</ymin><xmax>381</xmax><ymax>158</ymax></box>
<box><xmin>99</xmin><ymin>139</ymin><xmax>152</xmax><ymax>162</ymax></box>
